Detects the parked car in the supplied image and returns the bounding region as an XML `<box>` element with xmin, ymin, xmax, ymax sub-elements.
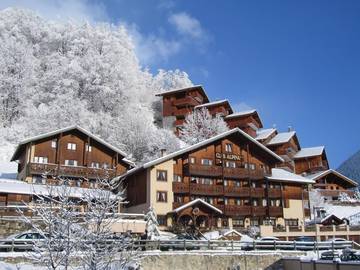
<box><xmin>258</xmin><ymin>237</ymin><xmax>280</xmax><ymax>241</ymax></box>
<box><xmin>160</xmin><ymin>234</ymin><xmax>200</xmax><ymax>251</ymax></box>
<box><xmin>1</xmin><ymin>232</ymin><xmax>48</xmax><ymax>252</ymax></box>
<box><xmin>255</xmin><ymin>237</ymin><xmax>280</xmax><ymax>250</ymax></box>
<box><xmin>320</xmin><ymin>250</ymin><xmax>341</xmax><ymax>260</ymax></box>
<box><xmin>295</xmin><ymin>236</ymin><xmax>315</xmax><ymax>242</ymax></box>
<box><xmin>340</xmin><ymin>248</ymin><xmax>360</xmax><ymax>261</ymax></box>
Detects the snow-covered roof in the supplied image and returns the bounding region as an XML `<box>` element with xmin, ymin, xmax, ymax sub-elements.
<box><xmin>0</xmin><ymin>178</ymin><xmax>114</xmax><ymax>198</ymax></box>
<box><xmin>10</xmin><ymin>125</ymin><xmax>134</xmax><ymax>167</ymax></box>
<box><xmin>306</xmin><ymin>169</ymin><xmax>358</xmax><ymax>187</ymax></box>
<box><xmin>171</xmin><ymin>199</ymin><xmax>223</xmax><ymax>214</ymax></box>
<box><xmin>225</xmin><ymin>109</ymin><xmax>256</xmax><ymax>119</ymax></box>
<box><xmin>293</xmin><ymin>146</ymin><xmax>325</xmax><ymax>159</ymax></box>
<box><xmin>194</xmin><ymin>99</ymin><xmax>233</xmax><ymax>113</ymax></box>
<box><xmin>0</xmin><ymin>162</ymin><xmax>17</xmax><ymax>180</ymax></box>
<box><xmin>256</xmin><ymin>128</ymin><xmax>277</xmax><ymax>141</ymax></box>
<box><xmin>267</xmin><ymin>168</ymin><xmax>315</xmax><ymax>184</ymax></box>
<box><xmin>155</xmin><ymin>85</ymin><xmax>209</xmax><ymax>102</ymax></box>
<box><xmin>323</xmin><ymin>204</ymin><xmax>360</xmax><ymax>220</ymax></box>
<box><xmin>267</xmin><ymin>131</ymin><xmax>296</xmax><ymax>146</ymax></box>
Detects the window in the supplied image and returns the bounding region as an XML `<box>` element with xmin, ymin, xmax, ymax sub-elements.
<box><xmin>224</xmin><ymin>198</ymin><xmax>228</xmax><ymax>205</ymax></box>
<box><xmin>103</xmin><ymin>163</ymin><xmax>109</xmax><ymax>169</ymax></box>
<box><xmin>233</xmin><ymin>219</ymin><xmax>244</xmax><ymax>227</ymax></box>
<box><xmin>85</xmin><ymin>144</ymin><xmax>92</xmax><ymax>152</ymax></box>
<box><xmin>250</xmin><ymin>219</ymin><xmax>260</xmax><ymax>226</ymax></box>
<box><xmin>252</xmin><ymin>199</ymin><xmax>258</xmax><ymax>206</ymax></box>
<box><xmin>157</xmin><ymin>215</ymin><xmax>167</xmax><ymax>226</ymax></box>
<box><xmin>75</xmin><ymin>180</ymin><xmax>81</xmax><ymax>187</ymax></box>
<box><xmin>224</xmin><ymin>180</ymin><xmax>228</xmax><ymax>186</ymax></box>
<box><xmin>225</xmin><ymin>161</ymin><xmax>236</xmax><ymax>168</ymax></box>
<box><xmin>51</xmin><ymin>140</ymin><xmax>57</xmax><ymax>148</ymax></box>
<box><xmin>67</xmin><ymin>143</ymin><xmax>76</xmax><ymax>150</ymax></box>
<box><xmin>285</xmin><ymin>219</ymin><xmax>299</xmax><ymax>227</ymax></box>
<box><xmin>235</xmin><ymin>181</ymin><xmax>241</xmax><ymax>187</ymax></box>
<box><xmin>156</xmin><ymin>191</ymin><xmax>167</xmax><ymax>202</ymax></box>
<box><xmin>33</xmin><ymin>156</ymin><xmax>48</xmax><ymax>164</ymax></box>
<box><xmin>225</xmin><ymin>143</ymin><xmax>232</xmax><ymax>152</ymax></box>
<box><xmin>201</xmin><ymin>159</ymin><xmax>213</xmax><ymax>166</ymax></box>
<box><xmin>156</xmin><ymin>170</ymin><xmax>167</xmax><ymax>181</ymax></box>
<box><xmin>205</xmin><ymin>197</ymin><xmax>214</xmax><ymax>204</ymax></box>
<box><xmin>90</xmin><ymin>162</ymin><xmax>100</xmax><ymax>168</ymax></box>
<box><xmin>249</xmin><ymin>164</ymin><xmax>256</xmax><ymax>170</ymax></box>
<box><xmin>173</xmin><ymin>175</ymin><xmax>182</xmax><ymax>182</ymax></box>
<box><xmin>32</xmin><ymin>175</ymin><xmax>45</xmax><ymax>185</ymax></box>
<box><xmin>65</xmin><ymin>160</ymin><xmax>78</xmax><ymax>166</ymax></box>
<box><xmin>190</xmin><ymin>157</ymin><xmax>196</xmax><ymax>164</ymax></box>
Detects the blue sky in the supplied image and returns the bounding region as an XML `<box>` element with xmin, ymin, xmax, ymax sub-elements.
<box><xmin>2</xmin><ymin>0</ymin><xmax>360</xmax><ymax>167</ymax></box>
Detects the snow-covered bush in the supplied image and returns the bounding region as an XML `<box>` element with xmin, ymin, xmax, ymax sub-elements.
<box><xmin>0</xmin><ymin>8</ymin><xmax>192</xmax><ymax>163</ymax></box>
<box><xmin>145</xmin><ymin>206</ymin><xmax>160</xmax><ymax>240</ymax></box>
<box><xmin>179</xmin><ymin>108</ymin><xmax>229</xmax><ymax>145</ymax></box>
<box><xmin>338</xmin><ymin>192</ymin><xmax>353</xmax><ymax>202</ymax></box>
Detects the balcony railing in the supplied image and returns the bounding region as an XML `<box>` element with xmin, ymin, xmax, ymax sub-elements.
<box><xmin>28</xmin><ymin>163</ymin><xmax>116</xmax><ymax>179</ymax></box>
<box><xmin>252</xmin><ymin>206</ymin><xmax>267</xmax><ymax>216</ymax></box>
<box><xmin>187</xmin><ymin>164</ymin><xmax>222</xmax><ymax>177</ymax></box>
<box><xmin>225</xmin><ymin>205</ymin><xmax>251</xmax><ymax>216</ymax></box>
<box><xmin>250</xmin><ymin>188</ymin><xmax>265</xmax><ymax>197</ymax></box>
<box><xmin>223</xmin><ymin>167</ymin><xmax>249</xmax><ymax>179</ymax></box>
<box><xmin>268</xmin><ymin>206</ymin><xmax>283</xmax><ymax>217</ymax></box>
<box><xmin>173</xmin><ymin>107</ymin><xmax>193</xmax><ymax>116</ymax></box>
<box><xmin>173</xmin><ymin>96</ymin><xmax>199</xmax><ymax>107</ymax></box>
<box><xmin>268</xmin><ymin>189</ymin><xmax>282</xmax><ymax>198</ymax></box>
<box><xmin>224</xmin><ymin>186</ymin><xmax>250</xmax><ymax>197</ymax></box>
<box><xmin>172</xmin><ymin>182</ymin><xmax>188</xmax><ymax>193</ymax></box>
<box><xmin>316</xmin><ymin>189</ymin><xmax>355</xmax><ymax>197</ymax></box>
<box><xmin>190</xmin><ymin>183</ymin><xmax>223</xmax><ymax>196</ymax></box>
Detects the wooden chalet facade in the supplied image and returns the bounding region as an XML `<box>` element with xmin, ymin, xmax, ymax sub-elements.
<box><xmin>122</xmin><ymin>128</ymin><xmax>313</xmax><ymax>230</ymax></box>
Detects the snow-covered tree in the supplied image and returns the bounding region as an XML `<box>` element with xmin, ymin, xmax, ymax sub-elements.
<box><xmin>145</xmin><ymin>206</ymin><xmax>160</xmax><ymax>240</ymax></box>
<box><xmin>354</xmin><ymin>189</ymin><xmax>360</xmax><ymax>201</ymax></box>
<box><xmin>0</xmin><ymin>8</ymin><xmax>191</xmax><ymax>163</ymax></box>
<box><xmin>338</xmin><ymin>192</ymin><xmax>353</xmax><ymax>202</ymax></box>
<box><xmin>179</xmin><ymin>108</ymin><xmax>229</xmax><ymax>145</ymax></box>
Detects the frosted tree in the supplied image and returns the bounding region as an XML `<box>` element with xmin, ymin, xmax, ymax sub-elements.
<box><xmin>145</xmin><ymin>206</ymin><xmax>160</xmax><ymax>240</ymax></box>
<box><xmin>179</xmin><ymin>108</ymin><xmax>229</xmax><ymax>145</ymax></box>
<box><xmin>338</xmin><ymin>192</ymin><xmax>353</xmax><ymax>202</ymax></box>
<box><xmin>19</xmin><ymin>178</ymin><xmax>82</xmax><ymax>270</ymax></box>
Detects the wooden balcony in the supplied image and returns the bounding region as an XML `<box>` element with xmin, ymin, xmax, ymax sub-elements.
<box><xmin>187</xmin><ymin>164</ymin><xmax>222</xmax><ymax>177</ymax></box>
<box><xmin>252</xmin><ymin>206</ymin><xmax>267</xmax><ymax>216</ymax></box>
<box><xmin>316</xmin><ymin>189</ymin><xmax>355</xmax><ymax>197</ymax></box>
<box><xmin>173</xmin><ymin>107</ymin><xmax>193</xmax><ymax>117</ymax></box>
<box><xmin>283</xmin><ymin>190</ymin><xmax>306</xmax><ymax>200</ymax></box>
<box><xmin>268</xmin><ymin>189</ymin><xmax>282</xmax><ymax>198</ymax></box>
<box><xmin>269</xmin><ymin>206</ymin><xmax>283</xmax><ymax>217</ymax></box>
<box><xmin>28</xmin><ymin>163</ymin><xmax>116</xmax><ymax>179</ymax></box>
<box><xmin>224</xmin><ymin>186</ymin><xmax>250</xmax><ymax>197</ymax></box>
<box><xmin>173</xmin><ymin>96</ymin><xmax>199</xmax><ymax>107</ymax></box>
<box><xmin>249</xmin><ymin>169</ymin><xmax>266</xmax><ymax>180</ymax></box>
<box><xmin>223</xmin><ymin>167</ymin><xmax>249</xmax><ymax>179</ymax></box>
<box><xmin>250</xmin><ymin>188</ymin><xmax>265</xmax><ymax>197</ymax></box>
<box><xmin>190</xmin><ymin>183</ymin><xmax>223</xmax><ymax>196</ymax></box>
<box><xmin>225</xmin><ymin>205</ymin><xmax>251</xmax><ymax>216</ymax></box>
<box><xmin>172</xmin><ymin>182</ymin><xmax>188</xmax><ymax>193</ymax></box>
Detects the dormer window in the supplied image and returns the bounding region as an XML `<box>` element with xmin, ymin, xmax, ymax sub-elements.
<box><xmin>67</xmin><ymin>143</ymin><xmax>76</xmax><ymax>150</ymax></box>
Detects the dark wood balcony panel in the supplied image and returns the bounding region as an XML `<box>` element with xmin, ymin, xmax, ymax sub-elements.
<box><xmin>283</xmin><ymin>190</ymin><xmax>307</xmax><ymax>200</ymax></box>
<box><xmin>28</xmin><ymin>163</ymin><xmax>116</xmax><ymax>179</ymax></box>
<box><xmin>225</xmin><ymin>205</ymin><xmax>251</xmax><ymax>216</ymax></box>
<box><xmin>173</xmin><ymin>202</ymin><xmax>183</xmax><ymax>210</ymax></box>
<box><xmin>172</xmin><ymin>182</ymin><xmax>189</xmax><ymax>193</ymax></box>
<box><xmin>187</xmin><ymin>164</ymin><xmax>222</xmax><ymax>177</ymax></box>
<box><xmin>304</xmin><ymin>208</ymin><xmax>311</xmax><ymax>217</ymax></box>
<box><xmin>173</xmin><ymin>97</ymin><xmax>199</xmax><ymax>107</ymax></box>
<box><xmin>250</xmin><ymin>188</ymin><xmax>265</xmax><ymax>197</ymax></box>
<box><xmin>224</xmin><ymin>186</ymin><xmax>250</xmax><ymax>197</ymax></box>
<box><xmin>268</xmin><ymin>189</ymin><xmax>282</xmax><ymax>198</ymax></box>
<box><xmin>190</xmin><ymin>183</ymin><xmax>223</xmax><ymax>196</ymax></box>
<box><xmin>223</xmin><ymin>167</ymin><xmax>249</xmax><ymax>179</ymax></box>
<box><xmin>316</xmin><ymin>190</ymin><xmax>354</xmax><ymax>198</ymax></box>
<box><xmin>252</xmin><ymin>206</ymin><xmax>267</xmax><ymax>217</ymax></box>
<box><xmin>269</xmin><ymin>206</ymin><xmax>283</xmax><ymax>217</ymax></box>
<box><xmin>173</xmin><ymin>107</ymin><xmax>193</xmax><ymax>116</ymax></box>
<box><xmin>249</xmin><ymin>170</ymin><xmax>266</xmax><ymax>180</ymax></box>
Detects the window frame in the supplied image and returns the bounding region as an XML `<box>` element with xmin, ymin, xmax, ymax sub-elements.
<box><xmin>225</xmin><ymin>143</ymin><xmax>233</xmax><ymax>152</ymax></box>
<box><xmin>156</xmin><ymin>191</ymin><xmax>168</xmax><ymax>203</ymax></box>
<box><xmin>156</xmin><ymin>170</ymin><xmax>168</xmax><ymax>182</ymax></box>
<box><xmin>67</xmin><ymin>142</ymin><xmax>77</xmax><ymax>151</ymax></box>
<box><xmin>51</xmin><ymin>140</ymin><xmax>57</xmax><ymax>149</ymax></box>
<box><xmin>201</xmin><ymin>158</ymin><xmax>213</xmax><ymax>166</ymax></box>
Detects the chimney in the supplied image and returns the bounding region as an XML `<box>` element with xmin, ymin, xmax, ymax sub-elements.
<box><xmin>288</xmin><ymin>125</ymin><xmax>293</xmax><ymax>132</ymax></box>
<box><xmin>160</xmin><ymin>148</ymin><xmax>167</xmax><ymax>157</ymax></box>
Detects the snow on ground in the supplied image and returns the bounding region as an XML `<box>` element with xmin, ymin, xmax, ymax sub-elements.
<box><xmin>0</xmin><ymin>161</ymin><xmax>17</xmax><ymax>180</ymax></box>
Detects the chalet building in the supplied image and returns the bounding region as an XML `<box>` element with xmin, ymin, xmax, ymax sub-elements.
<box><xmin>10</xmin><ymin>125</ymin><xmax>134</xmax><ymax>187</ymax></box>
<box><xmin>293</xmin><ymin>146</ymin><xmax>329</xmax><ymax>175</ymax></box>
<box><xmin>194</xmin><ymin>99</ymin><xmax>233</xmax><ymax>117</ymax></box>
<box><xmin>120</xmin><ymin>128</ymin><xmax>314</xmax><ymax>230</ymax></box>
<box><xmin>225</xmin><ymin>110</ymin><xmax>263</xmax><ymax>138</ymax></box>
<box><xmin>306</xmin><ymin>169</ymin><xmax>358</xmax><ymax>200</ymax></box>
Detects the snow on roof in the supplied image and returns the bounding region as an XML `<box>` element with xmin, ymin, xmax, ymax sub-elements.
<box><xmin>10</xmin><ymin>125</ymin><xmax>134</xmax><ymax>167</ymax></box>
<box><xmin>0</xmin><ymin>162</ymin><xmax>17</xmax><ymax>180</ymax></box>
<box><xmin>117</xmin><ymin>128</ymin><xmax>284</xmax><ymax>180</ymax></box>
<box><xmin>194</xmin><ymin>99</ymin><xmax>233</xmax><ymax>113</ymax></box>
<box><xmin>0</xmin><ymin>179</ymin><xmax>114</xmax><ymax>198</ymax></box>
<box><xmin>224</xmin><ymin>109</ymin><xmax>256</xmax><ymax>119</ymax></box>
<box><xmin>293</xmin><ymin>146</ymin><xmax>325</xmax><ymax>159</ymax></box>
<box><xmin>171</xmin><ymin>198</ymin><xmax>223</xmax><ymax>214</ymax></box>
<box><xmin>324</xmin><ymin>204</ymin><xmax>360</xmax><ymax>220</ymax></box>
<box><xmin>256</xmin><ymin>128</ymin><xmax>277</xmax><ymax>141</ymax></box>
<box><xmin>155</xmin><ymin>85</ymin><xmax>209</xmax><ymax>102</ymax></box>
<box><xmin>267</xmin><ymin>168</ymin><xmax>315</xmax><ymax>184</ymax></box>
<box><xmin>267</xmin><ymin>131</ymin><xmax>296</xmax><ymax>146</ymax></box>
<box><xmin>306</xmin><ymin>169</ymin><xmax>358</xmax><ymax>187</ymax></box>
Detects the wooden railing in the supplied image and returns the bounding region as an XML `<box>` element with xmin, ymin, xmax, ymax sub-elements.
<box><xmin>172</xmin><ymin>182</ymin><xmax>188</xmax><ymax>193</ymax></box>
<box><xmin>173</xmin><ymin>107</ymin><xmax>193</xmax><ymax>116</ymax></box>
<box><xmin>187</xmin><ymin>164</ymin><xmax>222</xmax><ymax>177</ymax></box>
<box><xmin>28</xmin><ymin>163</ymin><xmax>116</xmax><ymax>179</ymax></box>
<box><xmin>223</xmin><ymin>167</ymin><xmax>249</xmax><ymax>179</ymax></box>
<box><xmin>224</xmin><ymin>205</ymin><xmax>251</xmax><ymax>216</ymax></box>
<box><xmin>224</xmin><ymin>186</ymin><xmax>250</xmax><ymax>197</ymax></box>
<box><xmin>252</xmin><ymin>206</ymin><xmax>266</xmax><ymax>216</ymax></box>
<box><xmin>173</xmin><ymin>96</ymin><xmax>199</xmax><ymax>106</ymax></box>
<box><xmin>190</xmin><ymin>184</ymin><xmax>223</xmax><ymax>196</ymax></box>
<box><xmin>250</xmin><ymin>188</ymin><xmax>265</xmax><ymax>197</ymax></box>
<box><xmin>268</xmin><ymin>206</ymin><xmax>283</xmax><ymax>217</ymax></box>
<box><xmin>268</xmin><ymin>189</ymin><xmax>282</xmax><ymax>198</ymax></box>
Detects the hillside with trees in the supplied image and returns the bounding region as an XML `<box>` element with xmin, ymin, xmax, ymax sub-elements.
<box><xmin>338</xmin><ymin>150</ymin><xmax>360</xmax><ymax>185</ymax></box>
